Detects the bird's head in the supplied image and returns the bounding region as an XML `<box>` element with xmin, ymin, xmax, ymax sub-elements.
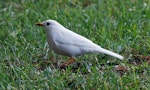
<box><xmin>36</xmin><ymin>19</ymin><xmax>64</xmax><ymax>31</ymax></box>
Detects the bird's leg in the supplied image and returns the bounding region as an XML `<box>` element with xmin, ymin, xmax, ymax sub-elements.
<box><xmin>60</xmin><ymin>57</ymin><xmax>75</xmax><ymax>68</ymax></box>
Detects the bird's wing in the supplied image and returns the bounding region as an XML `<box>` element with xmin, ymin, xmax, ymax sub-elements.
<box><xmin>55</xmin><ymin>29</ymin><xmax>98</xmax><ymax>48</ymax></box>
<box><xmin>52</xmin><ymin>29</ymin><xmax>100</xmax><ymax>56</ymax></box>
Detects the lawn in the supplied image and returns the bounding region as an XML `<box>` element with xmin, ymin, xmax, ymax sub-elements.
<box><xmin>0</xmin><ymin>0</ymin><xmax>150</xmax><ymax>90</ymax></box>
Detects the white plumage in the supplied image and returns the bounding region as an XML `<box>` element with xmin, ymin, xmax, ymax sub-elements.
<box><xmin>36</xmin><ymin>20</ymin><xmax>124</xmax><ymax>60</ymax></box>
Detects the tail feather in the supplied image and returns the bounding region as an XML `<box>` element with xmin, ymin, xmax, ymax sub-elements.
<box><xmin>98</xmin><ymin>47</ymin><xmax>124</xmax><ymax>60</ymax></box>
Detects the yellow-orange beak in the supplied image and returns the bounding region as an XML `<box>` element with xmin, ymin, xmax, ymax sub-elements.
<box><xmin>35</xmin><ymin>22</ymin><xmax>43</xmax><ymax>26</ymax></box>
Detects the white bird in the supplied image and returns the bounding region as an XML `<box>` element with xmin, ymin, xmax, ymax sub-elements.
<box><xmin>36</xmin><ymin>19</ymin><xmax>124</xmax><ymax>67</ymax></box>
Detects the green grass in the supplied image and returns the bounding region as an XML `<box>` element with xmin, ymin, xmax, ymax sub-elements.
<box><xmin>0</xmin><ymin>0</ymin><xmax>150</xmax><ymax>89</ymax></box>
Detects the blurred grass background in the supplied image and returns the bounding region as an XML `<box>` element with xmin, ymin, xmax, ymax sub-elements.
<box><xmin>0</xmin><ymin>0</ymin><xmax>150</xmax><ymax>89</ymax></box>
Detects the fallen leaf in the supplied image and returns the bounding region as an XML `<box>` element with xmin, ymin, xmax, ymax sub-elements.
<box><xmin>114</xmin><ymin>65</ymin><xmax>129</xmax><ymax>76</ymax></box>
<box><xmin>147</xmin><ymin>60</ymin><xmax>150</xmax><ymax>65</ymax></box>
<box><xmin>133</xmin><ymin>55</ymin><xmax>150</xmax><ymax>61</ymax></box>
<box><xmin>114</xmin><ymin>65</ymin><xmax>128</xmax><ymax>72</ymax></box>
<box><xmin>132</xmin><ymin>55</ymin><xmax>150</xmax><ymax>65</ymax></box>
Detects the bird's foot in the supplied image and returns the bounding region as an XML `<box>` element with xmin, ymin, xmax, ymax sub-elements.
<box><xmin>60</xmin><ymin>57</ymin><xmax>75</xmax><ymax>69</ymax></box>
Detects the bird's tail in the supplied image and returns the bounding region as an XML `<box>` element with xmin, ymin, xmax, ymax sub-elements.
<box><xmin>97</xmin><ymin>47</ymin><xmax>124</xmax><ymax>60</ymax></box>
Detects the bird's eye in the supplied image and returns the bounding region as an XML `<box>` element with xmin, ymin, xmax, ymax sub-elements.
<box><xmin>46</xmin><ymin>22</ymin><xmax>50</xmax><ymax>26</ymax></box>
